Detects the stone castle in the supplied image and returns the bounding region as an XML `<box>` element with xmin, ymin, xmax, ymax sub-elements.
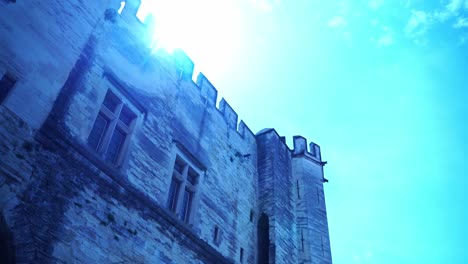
<box><xmin>0</xmin><ymin>0</ymin><xmax>332</xmax><ymax>263</ymax></box>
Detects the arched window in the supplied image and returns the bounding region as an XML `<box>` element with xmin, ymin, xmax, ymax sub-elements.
<box><xmin>0</xmin><ymin>214</ymin><xmax>15</xmax><ymax>263</ymax></box>
<box><xmin>257</xmin><ymin>213</ymin><xmax>270</xmax><ymax>264</ymax></box>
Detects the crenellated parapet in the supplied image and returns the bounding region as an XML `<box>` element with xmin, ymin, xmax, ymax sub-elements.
<box><xmin>196</xmin><ymin>73</ymin><xmax>218</xmax><ymax>106</ymax></box>
<box><xmin>107</xmin><ymin>0</ymin><xmax>257</xmax><ymax>145</ymax></box>
<box><xmin>292</xmin><ymin>136</ymin><xmax>323</xmax><ymax>163</ymax></box>
<box><xmin>218</xmin><ymin>98</ymin><xmax>238</xmax><ymax>130</ymax></box>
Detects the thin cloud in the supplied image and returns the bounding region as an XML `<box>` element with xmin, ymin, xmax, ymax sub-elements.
<box><xmin>371</xmin><ymin>24</ymin><xmax>395</xmax><ymax>47</ymax></box>
<box><xmin>446</xmin><ymin>0</ymin><xmax>466</xmax><ymax>13</ymax></box>
<box><xmin>453</xmin><ymin>17</ymin><xmax>468</xmax><ymax>28</ymax></box>
<box><xmin>368</xmin><ymin>0</ymin><xmax>384</xmax><ymax>10</ymax></box>
<box><xmin>328</xmin><ymin>16</ymin><xmax>348</xmax><ymax>28</ymax></box>
<box><xmin>377</xmin><ymin>27</ymin><xmax>395</xmax><ymax>47</ymax></box>
<box><xmin>404</xmin><ymin>10</ymin><xmax>431</xmax><ymax>44</ymax></box>
<box><xmin>434</xmin><ymin>0</ymin><xmax>468</xmax><ymax>21</ymax></box>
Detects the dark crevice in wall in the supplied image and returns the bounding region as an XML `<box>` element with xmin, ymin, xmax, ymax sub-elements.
<box><xmin>0</xmin><ymin>213</ymin><xmax>15</xmax><ymax>264</ymax></box>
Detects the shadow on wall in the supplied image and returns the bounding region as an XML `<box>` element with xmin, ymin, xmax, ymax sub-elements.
<box><xmin>0</xmin><ymin>213</ymin><xmax>15</xmax><ymax>264</ymax></box>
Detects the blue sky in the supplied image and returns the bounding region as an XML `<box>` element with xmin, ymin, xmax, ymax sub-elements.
<box><xmin>141</xmin><ymin>0</ymin><xmax>468</xmax><ymax>263</ymax></box>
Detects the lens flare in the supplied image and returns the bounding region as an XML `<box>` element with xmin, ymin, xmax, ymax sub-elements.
<box><xmin>137</xmin><ymin>0</ymin><xmax>244</xmax><ymax>79</ymax></box>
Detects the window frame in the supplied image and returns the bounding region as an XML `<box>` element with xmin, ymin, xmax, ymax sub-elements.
<box><xmin>88</xmin><ymin>87</ymin><xmax>139</xmax><ymax>168</ymax></box>
<box><xmin>166</xmin><ymin>147</ymin><xmax>204</xmax><ymax>226</ymax></box>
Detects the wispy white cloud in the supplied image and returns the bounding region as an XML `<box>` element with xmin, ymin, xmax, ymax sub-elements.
<box><xmin>459</xmin><ymin>33</ymin><xmax>468</xmax><ymax>45</ymax></box>
<box><xmin>453</xmin><ymin>17</ymin><xmax>468</xmax><ymax>28</ymax></box>
<box><xmin>368</xmin><ymin>0</ymin><xmax>384</xmax><ymax>10</ymax></box>
<box><xmin>434</xmin><ymin>0</ymin><xmax>468</xmax><ymax>21</ymax></box>
<box><xmin>371</xmin><ymin>24</ymin><xmax>395</xmax><ymax>47</ymax></box>
<box><xmin>328</xmin><ymin>16</ymin><xmax>348</xmax><ymax>28</ymax></box>
<box><xmin>328</xmin><ymin>15</ymin><xmax>352</xmax><ymax>41</ymax></box>
<box><xmin>446</xmin><ymin>0</ymin><xmax>466</xmax><ymax>13</ymax></box>
<box><xmin>404</xmin><ymin>10</ymin><xmax>431</xmax><ymax>45</ymax></box>
<box><xmin>402</xmin><ymin>0</ymin><xmax>468</xmax><ymax>45</ymax></box>
<box><xmin>377</xmin><ymin>27</ymin><xmax>395</xmax><ymax>47</ymax></box>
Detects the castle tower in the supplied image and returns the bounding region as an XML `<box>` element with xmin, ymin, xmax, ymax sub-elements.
<box><xmin>292</xmin><ymin>136</ymin><xmax>332</xmax><ymax>264</ymax></box>
<box><xmin>256</xmin><ymin>129</ymin><xmax>298</xmax><ymax>264</ymax></box>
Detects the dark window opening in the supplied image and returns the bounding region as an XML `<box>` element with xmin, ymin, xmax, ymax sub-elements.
<box><xmin>301</xmin><ymin>230</ymin><xmax>304</xmax><ymax>252</ymax></box>
<box><xmin>249</xmin><ymin>210</ymin><xmax>254</xmax><ymax>222</ymax></box>
<box><xmin>102</xmin><ymin>90</ymin><xmax>120</xmax><ymax>112</ymax></box>
<box><xmin>104</xmin><ymin>128</ymin><xmax>126</xmax><ymax>163</ymax></box>
<box><xmin>88</xmin><ymin>114</ymin><xmax>108</xmax><ymax>150</ymax></box>
<box><xmin>0</xmin><ymin>73</ymin><xmax>16</xmax><ymax>104</ymax></box>
<box><xmin>257</xmin><ymin>213</ymin><xmax>270</xmax><ymax>264</ymax></box>
<box><xmin>119</xmin><ymin>105</ymin><xmax>136</xmax><ymax>126</ymax></box>
<box><xmin>167</xmin><ymin>179</ymin><xmax>181</xmax><ymax>212</ymax></box>
<box><xmin>187</xmin><ymin>168</ymin><xmax>198</xmax><ymax>185</ymax></box>
<box><xmin>174</xmin><ymin>158</ymin><xmax>185</xmax><ymax>174</ymax></box>
<box><xmin>167</xmin><ymin>154</ymin><xmax>201</xmax><ymax>224</ymax></box>
<box><xmin>213</xmin><ymin>226</ymin><xmax>219</xmax><ymax>243</ymax></box>
<box><xmin>240</xmin><ymin>247</ymin><xmax>244</xmax><ymax>263</ymax></box>
<box><xmin>296</xmin><ymin>180</ymin><xmax>301</xmax><ymax>199</ymax></box>
<box><xmin>179</xmin><ymin>189</ymin><xmax>193</xmax><ymax>223</ymax></box>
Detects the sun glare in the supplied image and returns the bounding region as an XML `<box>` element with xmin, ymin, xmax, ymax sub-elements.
<box><xmin>137</xmin><ymin>0</ymin><xmax>244</xmax><ymax>79</ymax></box>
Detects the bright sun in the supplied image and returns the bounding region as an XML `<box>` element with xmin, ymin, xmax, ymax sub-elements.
<box><xmin>135</xmin><ymin>0</ymin><xmax>245</xmax><ymax>80</ymax></box>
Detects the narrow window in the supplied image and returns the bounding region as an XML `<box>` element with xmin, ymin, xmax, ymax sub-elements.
<box><xmin>249</xmin><ymin>210</ymin><xmax>254</xmax><ymax>222</ymax></box>
<box><xmin>301</xmin><ymin>230</ymin><xmax>304</xmax><ymax>252</ymax></box>
<box><xmin>296</xmin><ymin>180</ymin><xmax>301</xmax><ymax>199</ymax></box>
<box><xmin>166</xmin><ymin>154</ymin><xmax>202</xmax><ymax>224</ymax></box>
<box><xmin>179</xmin><ymin>189</ymin><xmax>193</xmax><ymax>223</ymax></box>
<box><xmin>167</xmin><ymin>178</ymin><xmax>181</xmax><ymax>212</ymax></box>
<box><xmin>104</xmin><ymin>128</ymin><xmax>125</xmax><ymax>163</ymax></box>
<box><xmin>213</xmin><ymin>226</ymin><xmax>219</xmax><ymax>243</ymax></box>
<box><xmin>240</xmin><ymin>248</ymin><xmax>244</xmax><ymax>263</ymax></box>
<box><xmin>0</xmin><ymin>73</ymin><xmax>16</xmax><ymax>104</ymax></box>
<box><xmin>88</xmin><ymin>114</ymin><xmax>108</xmax><ymax>150</ymax></box>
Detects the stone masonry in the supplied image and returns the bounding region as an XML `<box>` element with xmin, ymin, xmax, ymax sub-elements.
<box><xmin>0</xmin><ymin>0</ymin><xmax>332</xmax><ymax>263</ymax></box>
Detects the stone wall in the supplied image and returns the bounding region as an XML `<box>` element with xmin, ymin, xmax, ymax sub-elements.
<box><xmin>0</xmin><ymin>0</ymin><xmax>333</xmax><ymax>263</ymax></box>
<box><xmin>256</xmin><ymin>129</ymin><xmax>299</xmax><ymax>263</ymax></box>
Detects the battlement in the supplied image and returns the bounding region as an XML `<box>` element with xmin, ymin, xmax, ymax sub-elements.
<box><xmin>292</xmin><ymin>136</ymin><xmax>322</xmax><ymax>162</ymax></box>
<box><xmin>107</xmin><ymin>0</ymin><xmax>257</xmax><ymax>144</ymax></box>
